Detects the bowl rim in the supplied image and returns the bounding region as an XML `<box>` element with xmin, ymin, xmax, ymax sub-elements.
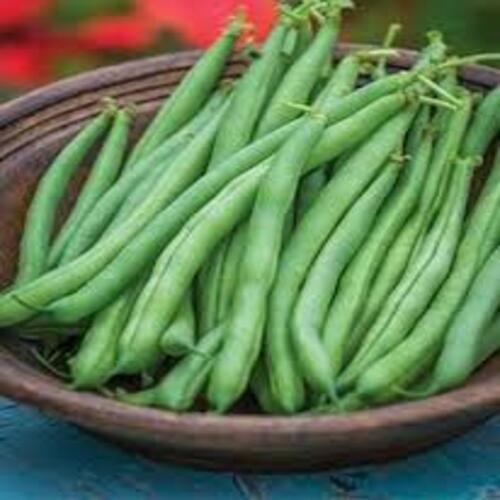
<box><xmin>0</xmin><ymin>44</ymin><xmax>499</xmax><ymax>441</ymax></box>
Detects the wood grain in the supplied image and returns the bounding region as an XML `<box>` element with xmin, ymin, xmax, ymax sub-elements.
<box><xmin>0</xmin><ymin>45</ymin><xmax>498</xmax><ymax>472</ymax></box>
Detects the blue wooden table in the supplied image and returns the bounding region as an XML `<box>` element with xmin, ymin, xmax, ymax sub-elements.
<box><xmin>0</xmin><ymin>398</ymin><xmax>498</xmax><ymax>499</ymax></box>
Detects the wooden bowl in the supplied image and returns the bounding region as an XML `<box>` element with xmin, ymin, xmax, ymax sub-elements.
<box><xmin>0</xmin><ymin>45</ymin><xmax>499</xmax><ymax>473</ymax></box>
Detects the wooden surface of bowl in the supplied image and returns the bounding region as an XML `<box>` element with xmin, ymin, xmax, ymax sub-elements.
<box><xmin>0</xmin><ymin>45</ymin><xmax>499</xmax><ymax>472</ymax></box>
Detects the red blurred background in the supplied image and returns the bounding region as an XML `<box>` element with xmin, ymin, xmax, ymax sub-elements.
<box><xmin>0</xmin><ymin>0</ymin><xmax>498</xmax><ymax>100</ymax></box>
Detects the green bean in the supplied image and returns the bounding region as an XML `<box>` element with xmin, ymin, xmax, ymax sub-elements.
<box><xmin>294</xmin><ymin>13</ymin><xmax>313</xmax><ymax>57</ymax></box>
<box><xmin>345</xmin><ymin>113</ymin><xmax>435</xmax><ymax>353</ymax></box>
<box><xmin>373</xmin><ymin>23</ymin><xmax>402</xmax><ymax>80</ymax></box>
<box><xmin>421</xmin><ymin>247</ymin><xmax>500</xmax><ymax>394</ymax></box>
<box><xmin>208</xmin><ymin>20</ymin><xmax>290</xmax><ymax>167</ymax></box>
<box><xmin>478</xmin><ymin>149</ymin><xmax>500</xmax><ymax>263</ymax></box>
<box><xmin>255</xmin><ymin>7</ymin><xmax>343</xmax><ymax>137</ymax></box>
<box><xmin>351</xmin><ymin>92</ymin><xmax>472</xmax><ymax>349</ymax></box>
<box><xmin>125</xmin><ymin>17</ymin><xmax>242</xmax><ymax>169</ymax></box>
<box><xmin>107</xmin><ymin>89</ymin><xmax>231</xmax><ymax>231</ymax></box>
<box><xmin>343</xmin><ymin>156</ymin><xmax>476</xmax><ymax>396</ymax></box>
<box><xmin>295</xmin><ymin>168</ymin><xmax>329</xmax><ymax>222</ymax></box>
<box><xmin>343</xmin><ymin>346</ymin><xmax>438</xmax><ymax>408</ymax></box>
<box><xmin>201</xmin><ymin>49</ymin><xmax>361</xmax><ymax>336</ymax></box>
<box><xmin>0</xmin><ymin>91</ymin><xmax>409</xmax><ymax>328</ymax></box>
<box><xmin>408</xmin><ymin>85</ymin><xmax>468</xmax><ymax>260</ymax></box>
<box><xmin>354</xmin><ymin>241</ymin><xmax>497</xmax><ymax>405</ymax></box>
<box><xmin>414</xmin><ymin>31</ymin><xmax>448</xmax><ymax>70</ymax></box>
<box><xmin>262</xmin><ymin>21</ymin><xmax>301</xmax><ymax>107</ymax></box>
<box><xmin>55</xmin><ymin>102</ymin><xmax>226</xmax><ymax>318</ymax></box>
<box><xmin>108</xmin><ymin>96</ymin><xmax>228</xmax><ymax>229</ymax></box>
<box><xmin>347</xmin><ymin>95</ymin><xmax>499</xmax><ymax>392</ymax></box>
<box><xmin>216</xmin><ymin>222</ymin><xmax>248</xmax><ymax>322</ymax></box>
<box><xmin>160</xmin><ymin>290</ymin><xmax>196</xmax><ymax>357</ymax></box>
<box><xmin>250</xmin><ymin>357</ymin><xmax>283</xmax><ymax>414</ymax></box>
<box><xmin>199</xmin><ymin>100</ymin><xmax>253</xmax><ymax>335</ymax></box>
<box><xmin>59</xmin><ymin>109</ymin><xmax>207</xmax><ymax>264</ymax></box>
<box><xmin>70</xmin><ymin>282</ymin><xmax>141</xmax><ymax>389</ymax></box>
<box><xmin>405</xmin><ymin>105</ymin><xmax>432</xmax><ymax>157</ymax></box>
<box><xmin>119</xmin><ymin>325</ymin><xmax>224</xmax><ymax>411</ymax></box>
<box><xmin>16</xmin><ymin>107</ymin><xmax>114</xmax><ymax>285</ymax></box>
<box><xmin>366</xmin><ymin>149</ymin><xmax>500</xmax><ymax>397</ymax></box>
<box><xmin>461</xmin><ymin>86</ymin><xmax>500</xmax><ymax>157</ymax></box>
<box><xmin>267</xmin><ymin>103</ymin><xmax>414</xmax><ymax>413</ymax></box>
<box><xmin>208</xmin><ymin>113</ymin><xmax>327</xmax><ymax>413</ymax></box>
<box><xmin>324</xmin><ymin>141</ymin><xmax>452</xmax><ymax>386</ymax></box>
<box><xmin>295</xmin><ymin>54</ymin><xmax>366</xmax><ymax>220</ymax></box>
<box><xmin>0</xmin><ymin>124</ymin><xmax>293</xmax><ymax>325</ymax></box>
<box><xmin>48</xmin><ymin>109</ymin><xmax>131</xmax><ymax>268</ymax></box>
<box><xmin>332</xmin><ymin>125</ymin><xmax>470</xmax><ymax>388</ymax></box>
<box><xmin>197</xmin><ymin>241</ymin><xmax>227</xmax><ymax>334</ymax></box>
<box><xmin>339</xmin><ymin>154</ymin><xmax>470</xmax><ymax>387</ymax></box>
<box><xmin>358</xmin><ymin>147</ymin><xmax>500</xmax><ymax>401</ymax></box>
<box><xmin>292</xmin><ymin>158</ymin><xmax>402</xmax><ymax>394</ymax></box>
<box><xmin>115</xmin><ymin>167</ymin><xmax>263</xmax><ymax>374</ymax></box>
<box><xmin>477</xmin><ymin>312</ymin><xmax>500</xmax><ymax>366</ymax></box>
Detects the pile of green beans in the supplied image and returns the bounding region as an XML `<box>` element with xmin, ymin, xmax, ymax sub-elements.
<box><xmin>3</xmin><ymin>0</ymin><xmax>500</xmax><ymax>415</ymax></box>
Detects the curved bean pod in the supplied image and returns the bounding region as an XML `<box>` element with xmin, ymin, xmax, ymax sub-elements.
<box><xmin>58</xmin><ymin>112</ymin><xmax>204</xmax><ymax>264</ymax></box>
<box><xmin>48</xmin><ymin>108</ymin><xmax>131</xmax><ymax>267</ymax></box>
<box><xmin>70</xmin><ymin>282</ymin><xmax>141</xmax><ymax>389</ymax></box>
<box><xmin>208</xmin><ymin>21</ymin><xmax>289</xmax><ymax>167</ymax></box>
<box><xmin>350</xmin><ymin>154</ymin><xmax>477</xmax><ymax>400</ymax></box>
<box><xmin>250</xmin><ymin>358</ymin><xmax>284</xmax><ymax>414</ymax></box>
<box><xmin>267</xmin><ymin>103</ymin><xmax>414</xmax><ymax>413</ymax></box>
<box><xmin>345</xmin><ymin>117</ymin><xmax>435</xmax><ymax>354</ymax></box>
<box><xmin>16</xmin><ymin>107</ymin><xmax>114</xmax><ymax>285</ymax></box>
<box><xmin>120</xmin><ymin>325</ymin><xmax>224</xmax><ymax>411</ymax></box>
<box><xmin>344</xmin><ymin>156</ymin><xmax>477</xmax><ymax>396</ymax></box>
<box><xmin>208</xmin><ymin>113</ymin><xmax>327</xmax><ymax>412</ymax></box>
<box><xmin>423</xmin><ymin>246</ymin><xmax>500</xmax><ymax>394</ymax></box>
<box><xmin>352</xmin><ymin>91</ymin><xmax>472</xmax><ymax>349</ymax></box>
<box><xmin>461</xmin><ymin>86</ymin><xmax>500</xmax><ymax>158</ymax></box>
<box><xmin>292</xmin><ymin>159</ymin><xmax>402</xmax><ymax>394</ymax></box>
<box><xmin>160</xmin><ymin>290</ymin><xmax>196</xmax><ymax>357</ymax></box>
<box><xmin>256</xmin><ymin>8</ymin><xmax>343</xmax><ymax>137</ymax></box>
<box><xmin>125</xmin><ymin>17</ymin><xmax>241</xmax><ymax>168</ymax></box>
<box><xmin>107</xmin><ymin>89</ymin><xmax>231</xmax><ymax>230</ymax></box>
